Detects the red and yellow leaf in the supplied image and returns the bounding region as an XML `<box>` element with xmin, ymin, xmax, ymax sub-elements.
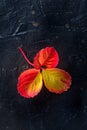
<box><xmin>42</xmin><ymin>68</ymin><xmax>72</xmax><ymax>94</ymax></box>
<box><xmin>34</xmin><ymin>47</ymin><xmax>59</xmax><ymax>69</ymax></box>
<box><xmin>17</xmin><ymin>47</ymin><xmax>72</xmax><ymax>98</ymax></box>
<box><xmin>17</xmin><ymin>69</ymin><xmax>43</xmax><ymax>98</ymax></box>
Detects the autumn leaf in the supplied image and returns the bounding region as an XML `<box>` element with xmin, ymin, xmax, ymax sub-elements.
<box><xmin>17</xmin><ymin>47</ymin><xmax>72</xmax><ymax>98</ymax></box>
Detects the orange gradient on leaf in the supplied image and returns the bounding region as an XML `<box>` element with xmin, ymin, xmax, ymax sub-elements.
<box><xmin>34</xmin><ymin>47</ymin><xmax>59</xmax><ymax>69</ymax></box>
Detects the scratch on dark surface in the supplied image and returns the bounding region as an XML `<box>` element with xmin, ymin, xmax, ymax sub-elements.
<box><xmin>39</xmin><ymin>0</ymin><xmax>45</xmax><ymax>16</ymax></box>
<box><xmin>71</xmin><ymin>13</ymin><xmax>87</xmax><ymax>22</ymax></box>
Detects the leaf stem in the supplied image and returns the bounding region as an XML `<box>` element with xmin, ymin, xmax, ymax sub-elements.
<box><xmin>18</xmin><ymin>47</ymin><xmax>34</xmax><ymax>67</ymax></box>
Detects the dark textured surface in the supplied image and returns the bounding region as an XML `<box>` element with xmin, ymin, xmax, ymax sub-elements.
<box><xmin>0</xmin><ymin>0</ymin><xmax>87</xmax><ymax>130</ymax></box>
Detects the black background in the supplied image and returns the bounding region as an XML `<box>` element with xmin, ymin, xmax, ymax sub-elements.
<box><xmin>0</xmin><ymin>0</ymin><xmax>87</xmax><ymax>130</ymax></box>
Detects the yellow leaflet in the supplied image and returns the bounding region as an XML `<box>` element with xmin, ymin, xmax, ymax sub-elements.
<box><xmin>26</xmin><ymin>72</ymin><xmax>43</xmax><ymax>98</ymax></box>
<box><xmin>42</xmin><ymin>68</ymin><xmax>71</xmax><ymax>94</ymax></box>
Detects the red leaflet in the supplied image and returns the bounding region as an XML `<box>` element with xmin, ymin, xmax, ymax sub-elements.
<box><xmin>17</xmin><ymin>69</ymin><xmax>42</xmax><ymax>98</ymax></box>
<box><xmin>34</xmin><ymin>47</ymin><xmax>59</xmax><ymax>69</ymax></box>
<box><xmin>17</xmin><ymin>47</ymin><xmax>72</xmax><ymax>98</ymax></box>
